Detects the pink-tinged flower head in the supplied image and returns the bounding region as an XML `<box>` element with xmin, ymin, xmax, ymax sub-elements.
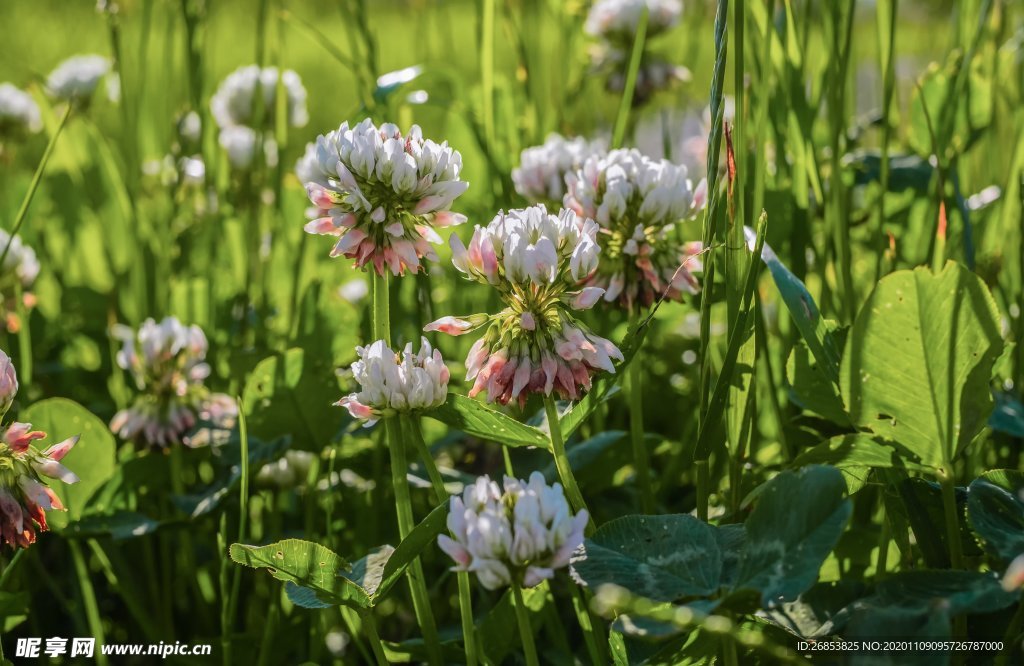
<box><xmin>336</xmin><ymin>337</ymin><xmax>450</xmax><ymax>427</ymax></box>
<box><xmin>585</xmin><ymin>0</ymin><xmax>682</xmax><ymax>42</ymax></box>
<box><xmin>302</xmin><ymin>119</ymin><xmax>468</xmax><ymax>276</ymax></box>
<box><xmin>0</xmin><ymin>349</ymin><xmax>17</xmax><ymax>417</ymax></box>
<box><xmin>428</xmin><ymin>204</ymin><xmax>622</xmax><ymax>406</ymax></box>
<box><xmin>565</xmin><ymin>148</ymin><xmax>703</xmax><ymax>310</ymax></box>
<box><xmin>0</xmin><ymin>353</ymin><xmax>80</xmax><ymax>549</ymax></box>
<box><xmin>512</xmin><ymin>133</ymin><xmax>606</xmax><ymax>206</ymax></box>
<box><xmin>438</xmin><ymin>471</ymin><xmax>588</xmax><ymax>590</ymax></box>
<box><xmin>110</xmin><ymin>317</ymin><xmax>226</xmax><ymax>449</ymax></box>
<box><xmin>1003</xmin><ymin>554</ymin><xmax>1024</xmax><ymax>592</ymax></box>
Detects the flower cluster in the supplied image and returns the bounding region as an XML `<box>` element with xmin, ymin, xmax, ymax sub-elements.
<box><xmin>302</xmin><ymin>119</ymin><xmax>468</xmax><ymax>276</ymax></box>
<box><xmin>0</xmin><ymin>83</ymin><xmax>42</xmax><ymax>139</ymax></box>
<box><xmin>210</xmin><ymin>65</ymin><xmax>308</xmax><ymax>131</ymax></box>
<box><xmin>0</xmin><ymin>350</ymin><xmax>79</xmax><ymax>549</ymax></box>
<box><xmin>210</xmin><ymin>65</ymin><xmax>307</xmax><ymax>170</ymax></box>
<box><xmin>45</xmin><ymin>55</ymin><xmax>113</xmax><ymax>103</ymax></box>
<box><xmin>0</xmin><ymin>230</ymin><xmax>40</xmax><ymax>334</ymax></box>
<box><xmin>585</xmin><ymin>0</ymin><xmax>685</xmax><ymax>103</ymax></box>
<box><xmin>336</xmin><ymin>338</ymin><xmax>450</xmax><ymax>427</ymax></box>
<box><xmin>564</xmin><ymin>148</ymin><xmax>705</xmax><ymax>310</ymax></box>
<box><xmin>426</xmin><ymin>205</ymin><xmax>623</xmax><ymax>405</ymax></box>
<box><xmin>512</xmin><ymin>133</ymin><xmax>606</xmax><ymax>206</ymax></box>
<box><xmin>584</xmin><ymin>0</ymin><xmax>683</xmax><ymax>42</ymax></box>
<box><xmin>110</xmin><ymin>317</ymin><xmax>235</xmax><ymax>448</ymax></box>
<box><xmin>438</xmin><ymin>472</ymin><xmax>588</xmax><ymax>590</ymax></box>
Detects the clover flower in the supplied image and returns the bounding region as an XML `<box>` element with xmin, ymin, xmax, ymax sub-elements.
<box><xmin>438</xmin><ymin>471</ymin><xmax>588</xmax><ymax>590</ymax></box>
<box><xmin>218</xmin><ymin>125</ymin><xmax>258</xmax><ymax>170</ymax></box>
<box><xmin>592</xmin><ymin>45</ymin><xmax>690</xmax><ymax>104</ymax></box>
<box><xmin>45</xmin><ymin>55</ymin><xmax>112</xmax><ymax>102</ymax></box>
<box><xmin>585</xmin><ymin>0</ymin><xmax>682</xmax><ymax>42</ymax></box>
<box><xmin>0</xmin><ymin>84</ymin><xmax>42</xmax><ymax>138</ymax></box>
<box><xmin>302</xmin><ymin>119</ymin><xmax>468</xmax><ymax>276</ymax></box>
<box><xmin>336</xmin><ymin>338</ymin><xmax>450</xmax><ymax>427</ymax></box>
<box><xmin>1002</xmin><ymin>554</ymin><xmax>1024</xmax><ymax>592</ymax></box>
<box><xmin>110</xmin><ymin>317</ymin><xmax>234</xmax><ymax>448</ymax></box>
<box><xmin>512</xmin><ymin>133</ymin><xmax>606</xmax><ymax>206</ymax></box>
<box><xmin>256</xmin><ymin>450</ymin><xmax>316</xmax><ymax>490</ymax></box>
<box><xmin>564</xmin><ymin>149</ymin><xmax>706</xmax><ymax>310</ymax></box>
<box><xmin>210</xmin><ymin>65</ymin><xmax>308</xmax><ymax>131</ymax></box>
<box><xmin>0</xmin><ymin>350</ymin><xmax>79</xmax><ymax>549</ymax></box>
<box><xmin>0</xmin><ymin>230</ymin><xmax>40</xmax><ymax>334</ymax></box>
<box><xmin>426</xmin><ymin>205</ymin><xmax>623</xmax><ymax>406</ymax></box>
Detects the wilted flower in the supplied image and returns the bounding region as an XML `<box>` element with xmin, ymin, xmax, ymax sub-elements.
<box><xmin>426</xmin><ymin>205</ymin><xmax>623</xmax><ymax>406</ymax></box>
<box><xmin>210</xmin><ymin>65</ymin><xmax>308</xmax><ymax>131</ymax></box>
<box><xmin>0</xmin><ymin>83</ymin><xmax>42</xmax><ymax>138</ymax></box>
<box><xmin>336</xmin><ymin>337</ymin><xmax>450</xmax><ymax>426</ymax></box>
<box><xmin>0</xmin><ymin>230</ymin><xmax>40</xmax><ymax>334</ymax></box>
<box><xmin>564</xmin><ymin>148</ymin><xmax>706</xmax><ymax>310</ymax></box>
<box><xmin>45</xmin><ymin>55</ymin><xmax>112</xmax><ymax>102</ymax></box>
<box><xmin>110</xmin><ymin>317</ymin><xmax>233</xmax><ymax>448</ymax></box>
<box><xmin>302</xmin><ymin>119</ymin><xmax>468</xmax><ymax>276</ymax></box>
<box><xmin>585</xmin><ymin>0</ymin><xmax>682</xmax><ymax>41</ymax></box>
<box><xmin>512</xmin><ymin>134</ymin><xmax>606</xmax><ymax>206</ymax></box>
<box><xmin>438</xmin><ymin>472</ymin><xmax>588</xmax><ymax>590</ymax></box>
<box><xmin>0</xmin><ymin>349</ymin><xmax>79</xmax><ymax>549</ymax></box>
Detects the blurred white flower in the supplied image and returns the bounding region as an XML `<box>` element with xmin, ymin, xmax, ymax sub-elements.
<box><xmin>376</xmin><ymin>65</ymin><xmax>422</xmax><ymax>89</ymax></box>
<box><xmin>590</xmin><ymin>45</ymin><xmax>690</xmax><ymax>103</ymax></box>
<box><xmin>218</xmin><ymin>125</ymin><xmax>257</xmax><ymax>169</ymax></box>
<box><xmin>110</xmin><ymin>317</ymin><xmax>230</xmax><ymax>448</ymax></box>
<box><xmin>338</xmin><ymin>278</ymin><xmax>369</xmax><ymax>303</ymax></box>
<box><xmin>294</xmin><ymin>140</ymin><xmax>320</xmax><ymax>187</ymax></box>
<box><xmin>210</xmin><ymin>65</ymin><xmax>308</xmax><ymax>130</ymax></box>
<box><xmin>0</xmin><ymin>83</ymin><xmax>42</xmax><ymax>136</ymax></box>
<box><xmin>336</xmin><ymin>338</ymin><xmax>450</xmax><ymax>426</ymax></box>
<box><xmin>427</xmin><ymin>205</ymin><xmax>622</xmax><ymax>405</ymax></box>
<box><xmin>438</xmin><ymin>471</ymin><xmax>588</xmax><ymax>590</ymax></box>
<box><xmin>45</xmin><ymin>55</ymin><xmax>112</xmax><ymax>102</ymax></box>
<box><xmin>256</xmin><ymin>450</ymin><xmax>316</xmax><ymax>489</ymax></box>
<box><xmin>0</xmin><ymin>230</ymin><xmax>40</xmax><ymax>289</ymax></box>
<box><xmin>565</xmin><ymin>148</ymin><xmax>705</xmax><ymax>309</ymax></box>
<box><xmin>178</xmin><ymin>110</ymin><xmax>202</xmax><ymax>145</ymax></box>
<box><xmin>0</xmin><ymin>349</ymin><xmax>17</xmax><ymax>418</ymax></box>
<box><xmin>585</xmin><ymin>0</ymin><xmax>682</xmax><ymax>41</ymax></box>
<box><xmin>302</xmin><ymin>119</ymin><xmax>468</xmax><ymax>276</ymax></box>
<box><xmin>512</xmin><ymin>133</ymin><xmax>606</xmax><ymax>206</ymax></box>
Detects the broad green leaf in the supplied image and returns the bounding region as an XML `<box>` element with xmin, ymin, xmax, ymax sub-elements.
<box><xmin>967</xmin><ymin>470</ymin><xmax>1024</xmax><ymax>562</ymax></box>
<box><xmin>791</xmin><ymin>434</ymin><xmax>931</xmax><ymax>472</ymax></box>
<box><xmin>373</xmin><ymin>501</ymin><xmax>449</xmax><ymax>603</ymax></box>
<box><xmin>242</xmin><ymin>348</ymin><xmax>342</xmax><ymax>450</ymax></box>
<box><xmin>571</xmin><ymin>515</ymin><xmax>723</xmax><ymax>601</ymax></box>
<box><xmin>229</xmin><ymin>538</ymin><xmax>370</xmax><ymax>608</ymax></box>
<box><xmin>736</xmin><ymin>466</ymin><xmax>851</xmax><ymax>605</ymax></box>
<box><xmin>429</xmin><ymin>394</ymin><xmax>550</xmax><ymax>450</ymax></box>
<box><xmin>786</xmin><ymin>334</ymin><xmax>849</xmax><ymax>425</ymax></box>
<box><xmin>63</xmin><ymin>510</ymin><xmax>161</xmax><ymax>540</ymax></box>
<box><xmin>839</xmin><ymin>262</ymin><xmax>1003</xmax><ymax>469</ymax></box>
<box><xmin>21</xmin><ymin>398</ymin><xmax>117</xmax><ymax>528</ymax></box>
<box><xmin>284</xmin><ymin>581</ymin><xmax>334</xmax><ymax>609</ymax></box>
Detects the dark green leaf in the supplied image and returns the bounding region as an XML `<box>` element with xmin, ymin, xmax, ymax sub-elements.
<box><xmin>428</xmin><ymin>394</ymin><xmax>550</xmax><ymax>450</ymax></box>
<box><xmin>967</xmin><ymin>471</ymin><xmax>1024</xmax><ymax>561</ymax></box>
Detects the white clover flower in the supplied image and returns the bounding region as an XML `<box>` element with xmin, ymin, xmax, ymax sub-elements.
<box><xmin>302</xmin><ymin>119</ymin><xmax>469</xmax><ymax>276</ymax></box>
<box><xmin>218</xmin><ymin>125</ymin><xmax>257</xmax><ymax>169</ymax></box>
<box><xmin>585</xmin><ymin>0</ymin><xmax>683</xmax><ymax>41</ymax></box>
<box><xmin>45</xmin><ymin>55</ymin><xmax>112</xmax><ymax>102</ymax></box>
<box><xmin>338</xmin><ymin>278</ymin><xmax>369</xmax><ymax>303</ymax></box>
<box><xmin>336</xmin><ymin>338</ymin><xmax>450</xmax><ymax>426</ymax></box>
<box><xmin>565</xmin><ymin>148</ymin><xmax>706</xmax><ymax>310</ymax></box>
<box><xmin>512</xmin><ymin>133</ymin><xmax>606</xmax><ymax>206</ymax></box>
<box><xmin>294</xmin><ymin>140</ymin><xmax>321</xmax><ymax>187</ymax></box>
<box><xmin>0</xmin><ymin>230</ymin><xmax>40</xmax><ymax>289</ymax></box>
<box><xmin>256</xmin><ymin>450</ymin><xmax>316</xmax><ymax>489</ymax></box>
<box><xmin>0</xmin><ymin>84</ymin><xmax>42</xmax><ymax>137</ymax></box>
<box><xmin>178</xmin><ymin>110</ymin><xmax>202</xmax><ymax>146</ymax></box>
<box><xmin>110</xmin><ymin>317</ymin><xmax>230</xmax><ymax>448</ymax></box>
<box><xmin>210</xmin><ymin>65</ymin><xmax>308</xmax><ymax>130</ymax></box>
<box><xmin>426</xmin><ymin>205</ymin><xmax>622</xmax><ymax>406</ymax></box>
<box><xmin>438</xmin><ymin>472</ymin><xmax>588</xmax><ymax>590</ymax></box>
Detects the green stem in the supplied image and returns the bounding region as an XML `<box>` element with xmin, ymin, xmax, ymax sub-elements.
<box><xmin>0</xmin><ymin>104</ymin><xmax>72</xmax><ymax>269</ymax></box>
<box><xmin>996</xmin><ymin>595</ymin><xmax>1024</xmax><ymax>666</ymax></box>
<box><xmin>360</xmin><ymin>610</ymin><xmax>390</xmax><ymax>666</ymax></box>
<box><xmin>403</xmin><ymin>415</ymin><xmax>478</xmax><ymax>666</ymax></box>
<box><xmin>223</xmin><ymin>398</ymin><xmax>250</xmax><ymax>666</ymax></box>
<box><xmin>543</xmin><ymin>396</ymin><xmax>593</xmax><ymax>532</ymax></box>
<box><xmin>627</xmin><ymin>335</ymin><xmax>654</xmax><ymax>514</ymax></box>
<box><xmin>385</xmin><ymin>415</ymin><xmax>442</xmax><ymax>666</ymax></box>
<box><xmin>939</xmin><ymin>469</ymin><xmax>966</xmax><ymax>642</ymax></box>
<box><xmin>69</xmin><ymin>541</ymin><xmax>110</xmax><ymax>666</ymax></box>
<box><xmin>696</xmin><ymin>459</ymin><xmax>710</xmax><ymax>522</ymax></box>
<box><xmin>13</xmin><ymin>281</ymin><xmax>31</xmax><ymax>388</ymax></box>
<box><xmin>373</xmin><ymin>271</ymin><xmax>391</xmax><ymax>343</ymax></box>
<box><xmin>610</xmin><ymin>6</ymin><xmax>649</xmax><ymax>149</ymax></box>
<box><xmin>571</xmin><ymin>585</ymin><xmax>607</xmax><ymax>666</ymax></box>
<box><xmin>511</xmin><ymin>583</ymin><xmax>539</xmax><ymax>666</ymax></box>
<box><xmin>0</xmin><ymin>548</ymin><xmax>25</xmax><ymax>590</ymax></box>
